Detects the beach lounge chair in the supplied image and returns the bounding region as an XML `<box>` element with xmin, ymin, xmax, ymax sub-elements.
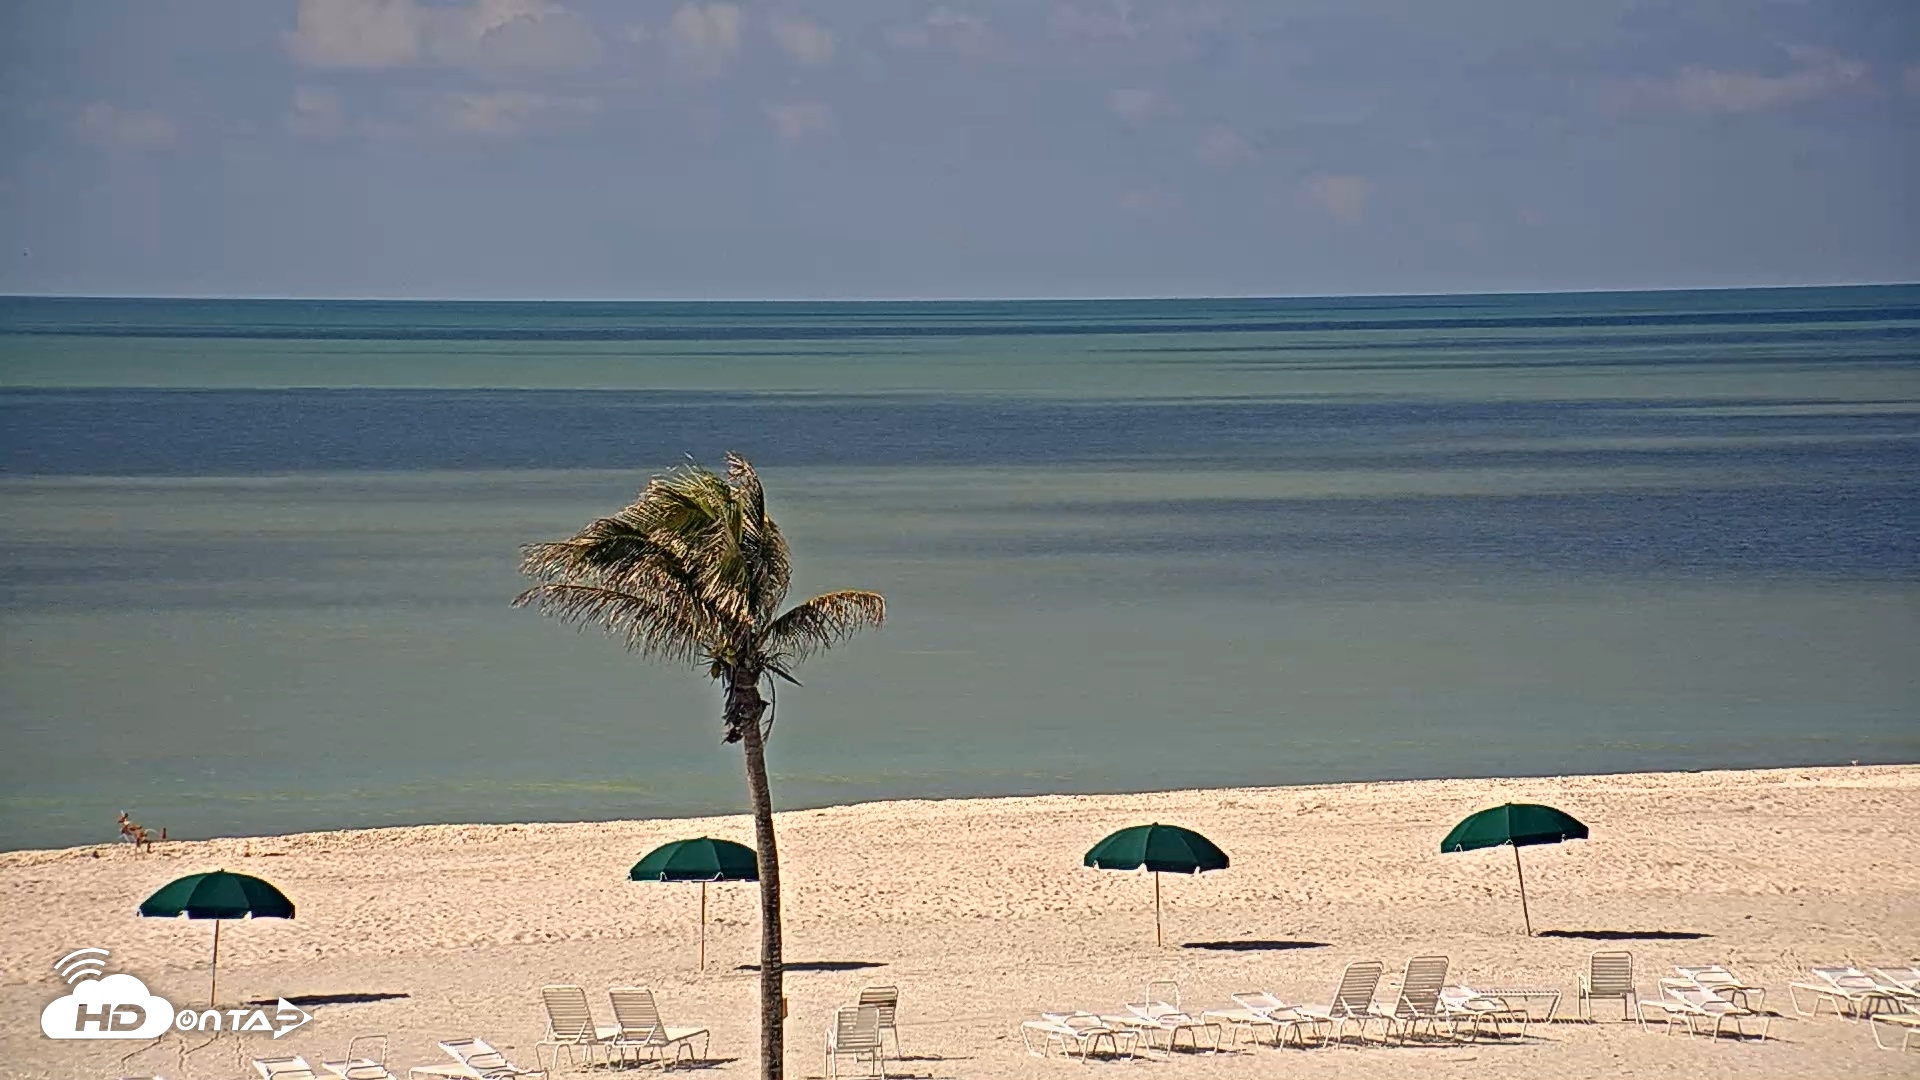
<box><xmin>1875</xmin><ymin>966</ymin><xmax>1920</xmax><ymax>992</ymax></box>
<box><xmin>857</xmin><ymin>985</ymin><xmax>902</xmax><ymax>1056</ymax></box>
<box><xmin>1109</xmin><ymin>1002</ymin><xmax>1221</xmax><ymax>1053</ymax></box>
<box><xmin>254</xmin><ymin>1059</ymin><xmax>321</xmax><ymax>1080</ymax></box>
<box><xmin>1019</xmin><ymin>1012</ymin><xmax>1139</xmax><ymax>1060</ymax></box>
<box><xmin>1100</xmin><ymin>980</ymin><xmax>1221</xmax><ymax>1053</ymax></box>
<box><xmin>1369</xmin><ymin>955</ymin><xmax>1451</xmax><ymax>1043</ymax></box>
<box><xmin>1868</xmin><ymin>967</ymin><xmax>1920</xmax><ymax>1003</ymax></box>
<box><xmin>537</xmin><ymin>984</ymin><xmax>617</xmax><ymax>1070</ymax></box>
<box><xmin>1293</xmin><ymin>960</ymin><xmax>1388</xmax><ymax>1044</ymax></box>
<box><xmin>1640</xmin><ymin>981</ymin><xmax>1773</xmax><ymax>1040</ymax></box>
<box><xmin>1789</xmin><ymin>967</ymin><xmax>1909</xmax><ymax>1019</ymax></box>
<box><xmin>322</xmin><ymin>1036</ymin><xmax>399</xmax><ymax>1080</ymax></box>
<box><xmin>607</xmin><ymin>986</ymin><xmax>711</xmax><ymax>1066</ymax></box>
<box><xmin>826</xmin><ymin>1004</ymin><xmax>887</xmax><ymax>1078</ymax></box>
<box><xmin>1578</xmin><ymin>950</ymin><xmax>1636</xmax><ymax>1021</ymax></box>
<box><xmin>1674</xmin><ymin>965</ymin><xmax>1766</xmax><ymax>1010</ymax></box>
<box><xmin>1870</xmin><ymin>1012</ymin><xmax>1920</xmax><ymax>1051</ymax></box>
<box><xmin>1200</xmin><ymin>992</ymin><xmax>1309</xmax><ymax>1048</ymax></box>
<box><xmin>405</xmin><ymin>1039</ymin><xmax>546</xmax><ymax>1080</ymax></box>
<box><xmin>1439</xmin><ymin>985</ymin><xmax>1528</xmax><ymax>1041</ymax></box>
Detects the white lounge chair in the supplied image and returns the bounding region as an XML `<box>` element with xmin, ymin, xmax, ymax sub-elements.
<box><xmin>405</xmin><ymin>1039</ymin><xmax>546</xmax><ymax>1080</ymax></box>
<box><xmin>1369</xmin><ymin>955</ymin><xmax>1451</xmax><ymax>1043</ymax></box>
<box><xmin>1019</xmin><ymin>1012</ymin><xmax>1139</xmax><ymax>1060</ymax></box>
<box><xmin>826</xmin><ymin>1004</ymin><xmax>887</xmax><ymax>1078</ymax></box>
<box><xmin>607</xmin><ymin>986</ymin><xmax>711</xmax><ymax>1066</ymax></box>
<box><xmin>1109</xmin><ymin>1003</ymin><xmax>1221</xmax><ymax>1053</ymax></box>
<box><xmin>1875</xmin><ymin>966</ymin><xmax>1920</xmax><ymax>992</ymax></box>
<box><xmin>1790</xmin><ymin>967</ymin><xmax>1909</xmax><ymax>1020</ymax></box>
<box><xmin>1578</xmin><ymin>950</ymin><xmax>1636</xmax><ymax>1021</ymax></box>
<box><xmin>537</xmin><ymin>984</ymin><xmax>617</xmax><ymax>1070</ymax></box>
<box><xmin>1439</xmin><ymin>985</ymin><xmax>1529</xmax><ymax>1041</ymax></box>
<box><xmin>1200</xmin><ymin>991</ymin><xmax>1309</xmax><ymax>1048</ymax></box>
<box><xmin>1867</xmin><ymin>967</ymin><xmax>1920</xmax><ymax>1004</ymax></box>
<box><xmin>857</xmin><ymin>985</ymin><xmax>902</xmax><ymax>1057</ymax></box>
<box><xmin>1640</xmin><ymin>981</ymin><xmax>1773</xmax><ymax>1040</ymax></box>
<box><xmin>1294</xmin><ymin>960</ymin><xmax>1388</xmax><ymax>1044</ymax></box>
<box><xmin>254</xmin><ymin>1058</ymin><xmax>321</xmax><ymax>1080</ymax></box>
<box><xmin>1673</xmin><ymin>965</ymin><xmax>1765</xmax><ymax>1010</ymax></box>
<box><xmin>1870</xmin><ymin>1012</ymin><xmax>1920</xmax><ymax>1051</ymax></box>
<box><xmin>323</xmin><ymin>1036</ymin><xmax>399</xmax><ymax>1080</ymax></box>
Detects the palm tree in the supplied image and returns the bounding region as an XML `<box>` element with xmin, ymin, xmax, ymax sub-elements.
<box><xmin>514</xmin><ymin>453</ymin><xmax>885</xmax><ymax>1080</ymax></box>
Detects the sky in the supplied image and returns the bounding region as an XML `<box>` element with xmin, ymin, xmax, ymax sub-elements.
<box><xmin>0</xmin><ymin>0</ymin><xmax>1916</xmax><ymax>300</ymax></box>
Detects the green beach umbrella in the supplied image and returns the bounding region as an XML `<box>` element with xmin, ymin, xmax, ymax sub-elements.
<box><xmin>138</xmin><ymin>870</ymin><xmax>295</xmax><ymax>1006</ymax></box>
<box><xmin>1084</xmin><ymin>823</ymin><xmax>1229</xmax><ymax>947</ymax></box>
<box><xmin>1440</xmin><ymin>803</ymin><xmax>1588</xmax><ymax>936</ymax></box>
<box><xmin>630</xmin><ymin>837</ymin><xmax>759</xmax><ymax>970</ymax></box>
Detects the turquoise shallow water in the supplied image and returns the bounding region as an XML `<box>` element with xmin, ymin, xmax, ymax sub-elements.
<box><xmin>0</xmin><ymin>287</ymin><xmax>1916</xmax><ymax>851</ymax></box>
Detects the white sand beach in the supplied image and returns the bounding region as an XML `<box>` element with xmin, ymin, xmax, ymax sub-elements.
<box><xmin>3</xmin><ymin>764</ymin><xmax>1916</xmax><ymax>1079</ymax></box>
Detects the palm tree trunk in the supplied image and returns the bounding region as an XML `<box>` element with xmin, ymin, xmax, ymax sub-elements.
<box><xmin>729</xmin><ymin>668</ymin><xmax>784</xmax><ymax>1080</ymax></box>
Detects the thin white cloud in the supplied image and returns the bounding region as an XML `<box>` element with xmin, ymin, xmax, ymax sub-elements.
<box><xmin>1195</xmin><ymin>125</ymin><xmax>1254</xmax><ymax>168</ymax></box>
<box><xmin>888</xmin><ymin>7</ymin><xmax>989</xmax><ymax>56</ymax></box>
<box><xmin>767</xmin><ymin>100</ymin><xmax>833</xmax><ymax>141</ymax></box>
<box><xmin>288</xmin><ymin>0</ymin><xmax>426</xmax><ymax>67</ymax></box>
<box><xmin>1053</xmin><ymin>1</ymin><xmax>1138</xmax><ymax>44</ymax></box>
<box><xmin>434</xmin><ymin>0</ymin><xmax>601</xmax><ymax>68</ymax></box>
<box><xmin>437</xmin><ymin>91</ymin><xmax>598</xmax><ymax>136</ymax></box>
<box><xmin>287</xmin><ymin>0</ymin><xmax>599</xmax><ymax>70</ymax></box>
<box><xmin>670</xmin><ymin>3</ymin><xmax>744</xmax><ymax>69</ymax></box>
<box><xmin>774</xmin><ymin>16</ymin><xmax>835</xmax><ymax>67</ymax></box>
<box><xmin>1302</xmin><ymin>174</ymin><xmax>1371</xmax><ymax>224</ymax></box>
<box><xmin>1109</xmin><ymin>87</ymin><xmax>1173</xmax><ymax>125</ymax></box>
<box><xmin>1609</xmin><ymin>47</ymin><xmax>1870</xmax><ymax>115</ymax></box>
<box><xmin>76</xmin><ymin>103</ymin><xmax>179</xmax><ymax>150</ymax></box>
<box><xmin>288</xmin><ymin>87</ymin><xmax>347</xmax><ymax>137</ymax></box>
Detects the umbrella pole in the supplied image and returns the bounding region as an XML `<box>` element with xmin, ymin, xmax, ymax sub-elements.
<box><xmin>1512</xmin><ymin>844</ymin><xmax>1532</xmax><ymax>936</ymax></box>
<box><xmin>1153</xmin><ymin>871</ymin><xmax>1162</xmax><ymax>947</ymax></box>
<box><xmin>699</xmin><ymin>881</ymin><xmax>708</xmax><ymax>971</ymax></box>
<box><xmin>209</xmin><ymin>919</ymin><xmax>220</xmax><ymax>1006</ymax></box>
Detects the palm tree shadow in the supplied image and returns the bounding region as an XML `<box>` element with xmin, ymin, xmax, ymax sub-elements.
<box><xmin>736</xmin><ymin>960</ymin><xmax>888</xmax><ymax>972</ymax></box>
<box><xmin>1538</xmin><ymin>930</ymin><xmax>1711</xmax><ymax>941</ymax></box>
<box><xmin>1181</xmin><ymin>940</ymin><xmax>1332</xmax><ymax>953</ymax></box>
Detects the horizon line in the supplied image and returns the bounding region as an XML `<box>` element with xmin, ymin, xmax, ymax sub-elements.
<box><xmin>3</xmin><ymin>280</ymin><xmax>1916</xmax><ymax>305</ymax></box>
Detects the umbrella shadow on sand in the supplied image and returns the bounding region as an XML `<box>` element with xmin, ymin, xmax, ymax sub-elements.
<box><xmin>1181</xmin><ymin>940</ymin><xmax>1331</xmax><ymax>953</ymax></box>
<box><xmin>244</xmin><ymin>992</ymin><xmax>410</xmax><ymax>1007</ymax></box>
<box><xmin>735</xmin><ymin>961</ymin><xmax>887</xmax><ymax>972</ymax></box>
<box><xmin>1539</xmin><ymin>929</ymin><xmax>1711</xmax><ymax>941</ymax></box>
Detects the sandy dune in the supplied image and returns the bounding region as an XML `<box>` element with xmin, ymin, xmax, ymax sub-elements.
<box><xmin>3</xmin><ymin>765</ymin><xmax>1916</xmax><ymax>1079</ymax></box>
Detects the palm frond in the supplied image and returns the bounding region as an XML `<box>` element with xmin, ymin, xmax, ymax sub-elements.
<box><xmin>726</xmin><ymin>454</ymin><xmax>792</xmax><ymax>623</ymax></box>
<box><xmin>760</xmin><ymin>589</ymin><xmax>887</xmax><ymax>664</ymax></box>
<box><xmin>511</xmin><ymin>583</ymin><xmax>717</xmax><ymax>664</ymax></box>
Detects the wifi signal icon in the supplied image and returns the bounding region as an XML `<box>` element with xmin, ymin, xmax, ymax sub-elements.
<box><xmin>54</xmin><ymin>948</ymin><xmax>111</xmax><ymax>985</ymax></box>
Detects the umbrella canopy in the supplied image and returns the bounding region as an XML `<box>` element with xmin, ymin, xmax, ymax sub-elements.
<box><xmin>1084</xmin><ymin>822</ymin><xmax>1230</xmax><ymax>875</ymax></box>
<box><xmin>1440</xmin><ymin>803</ymin><xmax>1588</xmax><ymax>853</ymax></box>
<box><xmin>139</xmin><ymin>870</ymin><xmax>296</xmax><ymax>920</ymax></box>
<box><xmin>630</xmin><ymin>837</ymin><xmax>759</xmax><ymax>883</ymax></box>
<box><xmin>1084</xmin><ymin>823</ymin><xmax>1228</xmax><ymax>946</ymax></box>
<box><xmin>1440</xmin><ymin>803</ymin><xmax>1588</xmax><ymax>935</ymax></box>
<box><xmin>139</xmin><ymin>870</ymin><xmax>294</xmax><ymax>1006</ymax></box>
<box><xmin>631</xmin><ymin>838</ymin><xmax>757</xmax><ymax>970</ymax></box>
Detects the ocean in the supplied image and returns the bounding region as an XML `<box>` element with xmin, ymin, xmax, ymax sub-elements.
<box><xmin>1</xmin><ymin>287</ymin><xmax>1916</xmax><ymax>852</ymax></box>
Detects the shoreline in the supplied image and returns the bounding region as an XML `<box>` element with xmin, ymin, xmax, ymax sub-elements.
<box><xmin>4</xmin><ymin>761</ymin><xmax>1912</xmax><ymax>863</ymax></box>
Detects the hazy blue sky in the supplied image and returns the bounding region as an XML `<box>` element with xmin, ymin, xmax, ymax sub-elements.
<box><xmin>1</xmin><ymin>1</ymin><xmax>1915</xmax><ymax>299</ymax></box>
